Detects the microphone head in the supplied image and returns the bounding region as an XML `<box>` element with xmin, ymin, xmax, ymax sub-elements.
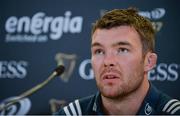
<box><xmin>54</xmin><ymin>65</ymin><xmax>65</xmax><ymax>76</ymax></box>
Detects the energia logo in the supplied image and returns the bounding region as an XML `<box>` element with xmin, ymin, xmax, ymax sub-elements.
<box><xmin>5</xmin><ymin>11</ymin><xmax>83</xmax><ymax>42</ymax></box>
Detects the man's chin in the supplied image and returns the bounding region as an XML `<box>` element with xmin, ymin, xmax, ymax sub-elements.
<box><xmin>102</xmin><ymin>92</ymin><xmax>120</xmax><ymax>99</ymax></box>
<box><xmin>100</xmin><ymin>87</ymin><xmax>128</xmax><ymax>99</ymax></box>
<box><xmin>101</xmin><ymin>88</ymin><xmax>121</xmax><ymax>99</ymax></box>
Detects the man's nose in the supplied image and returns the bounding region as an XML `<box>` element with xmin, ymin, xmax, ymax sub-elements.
<box><xmin>103</xmin><ymin>53</ymin><xmax>116</xmax><ymax>67</ymax></box>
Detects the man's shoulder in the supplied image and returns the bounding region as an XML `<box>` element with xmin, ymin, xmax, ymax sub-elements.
<box><xmin>141</xmin><ymin>84</ymin><xmax>180</xmax><ymax>115</ymax></box>
<box><xmin>157</xmin><ymin>92</ymin><xmax>180</xmax><ymax>115</ymax></box>
<box><xmin>54</xmin><ymin>94</ymin><xmax>96</xmax><ymax>115</ymax></box>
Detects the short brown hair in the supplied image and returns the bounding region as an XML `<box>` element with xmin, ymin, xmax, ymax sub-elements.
<box><xmin>92</xmin><ymin>8</ymin><xmax>155</xmax><ymax>54</ymax></box>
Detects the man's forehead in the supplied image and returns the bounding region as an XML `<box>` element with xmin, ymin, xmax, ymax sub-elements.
<box><xmin>91</xmin><ymin>26</ymin><xmax>142</xmax><ymax>47</ymax></box>
<box><xmin>91</xmin><ymin>40</ymin><xmax>132</xmax><ymax>48</ymax></box>
<box><xmin>92</xmin><ymin>26</ymin><xmax>140</xmax><ymax>39</ymax></box>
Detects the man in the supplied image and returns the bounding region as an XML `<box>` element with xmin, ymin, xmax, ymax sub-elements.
<box><xmin>55</xmin><ymin>8</ymin><xmax>180</xmax><ymax>115</ymax></box>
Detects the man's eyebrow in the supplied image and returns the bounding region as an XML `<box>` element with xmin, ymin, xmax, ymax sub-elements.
<box><xmin>91</xmin><ymin>41</ymin><xmax>132</xmax><ymax>48</ymax></box>
<box><xmin>91</xmin><ymin>42</ymin><xmax>102</xmax><ymax>47</ymax></box>
<box><xmin>112</xmin><ymin>41</ymin><xmax>131</xmax><ymax>47</ymax></box>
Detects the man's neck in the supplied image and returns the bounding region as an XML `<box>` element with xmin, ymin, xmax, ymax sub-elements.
<box><xmin>101</xmin><ymin>78</ymin><xmax>150</xmax><ymax>115</ymax></box>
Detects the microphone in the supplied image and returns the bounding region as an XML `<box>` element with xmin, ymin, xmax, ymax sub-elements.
<box><xmin>0</xmin><ymin>65</ymin><xmax>65</xmax><ymax>111</ymax></box>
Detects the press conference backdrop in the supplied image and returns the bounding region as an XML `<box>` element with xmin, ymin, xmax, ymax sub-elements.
<box><xmin>0</xmin><ymin>0</ymin><xmax>180</xmax><ymax>114</ymax></box>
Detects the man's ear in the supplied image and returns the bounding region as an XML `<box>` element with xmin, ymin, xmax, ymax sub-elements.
<box><xmin>144</xmin><ymin>52</ymin><xmax>157</xmax><ymax>72</ymax></box>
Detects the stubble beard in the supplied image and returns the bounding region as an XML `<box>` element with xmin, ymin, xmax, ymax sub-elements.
<box><xmin>96</xmin><ymin>72</ymin><xmax>145</xmax><ymax>100</ymax></box>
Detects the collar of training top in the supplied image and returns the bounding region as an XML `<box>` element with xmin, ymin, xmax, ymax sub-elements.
<box><xmin>92</xmin><ymin>82</ymin><xmax>160</xmax><ymax>115</ymax></box>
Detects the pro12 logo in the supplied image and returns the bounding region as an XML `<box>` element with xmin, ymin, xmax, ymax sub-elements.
<box><xmin>0</xmin><ymin>97</ymin><xmax>31</xmax><ymax>115</ymax></box>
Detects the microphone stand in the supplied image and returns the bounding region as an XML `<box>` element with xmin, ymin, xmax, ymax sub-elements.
<box><xmin>0</xmin><ymin>65</ymin><xmax>65</xmax><ymax>111</ymax></box>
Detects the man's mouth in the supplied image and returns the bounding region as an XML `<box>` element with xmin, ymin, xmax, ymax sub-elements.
<box><xmin>103</xmin><ymin>74</ymin><xmax>119</xmax><ymax>79</ymax></box>
<box><xmin>101</xmin><ymin>73</ymin><xmax>120</xmax><ymax>85</ymax></box>
<box><xmin>100</xmin><ymin>68</ymin><xmax>121</xmax><ymax>83</ymax></box>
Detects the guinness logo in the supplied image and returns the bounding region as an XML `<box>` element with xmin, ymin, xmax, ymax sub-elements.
<box><xmin>55</xmin><ymin>52</ymin><xmax>77</xmax><ymax>82</ymax></box>
<box><xmin>49</xmin><ymin>99</ymin><xmax>67</xmax><ymax>113</ymax></box>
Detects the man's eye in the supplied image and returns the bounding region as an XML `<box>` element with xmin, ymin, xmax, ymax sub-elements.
<box><xmin>118</xmin><ymin>48</ymin><xmax>129</xmax><ymax>53</ymax></box>
<box><xmin>94</xmin><ymin>49</ymin><xmax>104</xmax><ymax>55</ymax></box>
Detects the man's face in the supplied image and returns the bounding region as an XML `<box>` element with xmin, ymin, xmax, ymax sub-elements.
<box><xmin>91</xmin><ymin>26</ymin><xmax>147</xmax><ymax>99</ymax></box>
